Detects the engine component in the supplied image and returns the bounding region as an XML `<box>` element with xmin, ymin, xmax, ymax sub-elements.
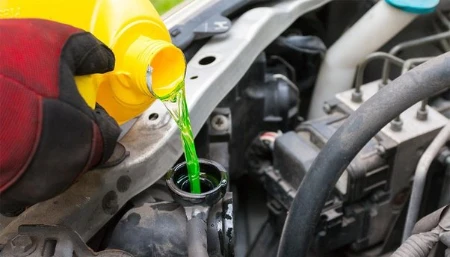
<box><xmin>0</xmin><ymin>225</ymin><xmax>132</xmax><ymax>257</ymax></box>
<box><xmin>279</xmin><ymin>52</ymin><xmax>450</xmax><ymax>257</ymax></box>
<box><xmin>403</xmin><ymin>122</ymin><xmax>450</xmax><ymax>241</ymax></box>
<box><xmin>380</xmin><ymin>30</ymin><xmax>450</xmax><ymax>87</ymax></box>
<box><xmin>308</xmin><ymin>0</ymin><xmax>433</xmax><ymax>119</ymax></box>
<box><xmin>213</xmin><ymin>52</ymin><xmax>301</xmax><ymax>179</ymax></box>
<box><xmin>108</xmin><ymin>202</ymin><xmax>187</xmax><ymax>257</ymax></box>
<box><xmin>108</xmin><ymin>159</ymin><xmax>233</xmax><ymax>257</ymax></box>
<box><xmin>259</xmin><ymin>79</ymin><xmax>447</xmax><ymax>254</ymax></box>
<box><xmin>265</xmin><ymin>35</ymin><xmax>326</xmax><ymax>91</ymax></box>
<box><xmin>166</xmin><ymin>159</ymin><xmax>228</xmax><ymax>207</ymax></box>
<box><xmin>215</xmin><ymin>43</ymin><xmax>327</xmax><ymax>179</ymax></box>
<box><xmin>108</xmin><ymin>194</ymin><xmax>234</xmax><ymax>257</ymax></box>
<box><xmin>168</xmin><ymin>159</ymin><xmax>228</xmax><ymax>257</ymax></box>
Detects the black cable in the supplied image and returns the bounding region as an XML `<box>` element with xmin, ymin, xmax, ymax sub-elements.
<box><xmin>277</xmin><ymin>51</ymin><xmax>450</xmax><ymax>257</ymax></box>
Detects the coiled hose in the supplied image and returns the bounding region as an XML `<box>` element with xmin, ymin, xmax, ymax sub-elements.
<box><xmin>392</xmin><ymin>227</ymin><xmax>443</xmax><ymax>257</ymax></box>
<box><xmin>277</xmin><ymin>52</ymin><xmax>450</xmax><ymax>257</ymax></box>
<box><xmin>392</xmin><ymin>205</ymin><xmax>449</xmax><ymax>257</ymax></box>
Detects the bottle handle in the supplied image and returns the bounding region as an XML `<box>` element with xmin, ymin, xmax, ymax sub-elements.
<box><xmin>74</xmin><ymin>75</ymin><xmax>100</xmax><ymax>109</ymax></box>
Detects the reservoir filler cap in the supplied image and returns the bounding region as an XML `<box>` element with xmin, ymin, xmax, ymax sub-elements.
<box><xmin>385</xmin><ymin>0</ymin><xmax>439</xmax><ymax>14</ymax></box>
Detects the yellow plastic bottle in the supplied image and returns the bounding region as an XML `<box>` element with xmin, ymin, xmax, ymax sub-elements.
<box><xmin>0</xmin><ymin>0</ymin><xmax>185</xmax><ymax>124</ymax></box>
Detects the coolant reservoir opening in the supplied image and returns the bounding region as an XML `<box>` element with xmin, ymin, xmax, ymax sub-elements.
<box><xmin>179</xmin><ymin>176</ymin><xmax>215</xmax><ymax>193</ymax></box>
<box><xmin>166</xmin><ymin>159</ymin><xmax>228</xmax><ymax>198</ymax></box>
<box><xmin>149</xmin><ymin>46</ymin><xmax>186</xmax><ymax>99</ymax></box>
<box><xmin>173</xmin><ymin>162</ymin><xmax>221</xmax><ymax>194</ymax></box>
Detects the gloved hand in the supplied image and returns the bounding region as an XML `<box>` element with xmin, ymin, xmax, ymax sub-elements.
<box><xmin>0</xmin><ymin>19</ymin><xmax>121</xmax><ymax>214</ymax></box>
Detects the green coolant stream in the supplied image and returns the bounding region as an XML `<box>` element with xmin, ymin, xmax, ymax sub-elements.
<box><xmin>160</xmin><ymin>82</ymin><xmax>201</xmax><ymax>193</ymax></box>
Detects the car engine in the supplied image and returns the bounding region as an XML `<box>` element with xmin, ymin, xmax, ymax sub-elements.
<box><xmin>1</xmin><ymin>0</ymin><xmax>450</xmax><ymax>257</ymax></box>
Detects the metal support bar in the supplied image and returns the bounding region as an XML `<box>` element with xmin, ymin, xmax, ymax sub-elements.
<box><xmin>381</xmin><ymin>31</ymin><xmax>450</xmax><ymax>86</ymax></box>
<box><xmin>390</xmin><ymin>57</ymin><xmax>433</xmax><ymax>127</ymax></box>
<box><xmin>352</xmin><ymin>52</ymin><xmax>404</xmax><ymax>102</ymax></box>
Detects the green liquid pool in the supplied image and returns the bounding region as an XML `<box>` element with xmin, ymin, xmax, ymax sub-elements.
<box><xmin>160</xmin><ymin>81</ymin><xmax>201</xmax><ymax>193</ymax></box>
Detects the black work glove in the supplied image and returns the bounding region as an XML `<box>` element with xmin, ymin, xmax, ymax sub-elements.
<box><xmin>0</xmin><ymin>19</ymin><xmax>121</xmax><ymax>214</ymax></box>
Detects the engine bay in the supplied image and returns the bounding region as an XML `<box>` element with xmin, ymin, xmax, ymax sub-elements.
<box><xmin>1</xmin><ymin>0</ymin><xmax>450</xmax><ymax>256</ymax></box>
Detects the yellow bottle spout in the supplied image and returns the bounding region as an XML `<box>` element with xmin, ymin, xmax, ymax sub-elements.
<box><xmin>126</xmin><ymin>36</ymin><xmax>186</xmax><ymax>99</ymax></box>
<box><xmin>74</xmin><ymin>36</ymin><xmax>186</xmax><ymax>123</ymax></box>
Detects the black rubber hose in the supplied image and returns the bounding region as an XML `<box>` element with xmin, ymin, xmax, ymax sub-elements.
<box><xmin>277</xmin><ymin>52</ymin><xmax>450</xmax><ymax>257</ymax></box>
<box><xmin>186</xmin><ymin>211</ymin><xmax>209</xmax><ymax>257</ymax></box>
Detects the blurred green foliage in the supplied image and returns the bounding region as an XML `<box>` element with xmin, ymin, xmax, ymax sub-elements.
<box><xmin>150</xmin><ymin>0</ymin><xmax>183</xmax><ymax>14</ymax></box>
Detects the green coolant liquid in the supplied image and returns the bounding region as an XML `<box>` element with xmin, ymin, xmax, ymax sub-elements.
<box><xmin>160</xmin><ymin>81</ymin><xmax>201</xmax><ymax>193</ymax></box>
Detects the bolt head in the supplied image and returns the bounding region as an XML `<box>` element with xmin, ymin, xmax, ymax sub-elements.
<box><xmin>416</xmin><ymin>109</ymin><xmax>428</xmax><ymax>121</ymax></box>
<box><xmin>351</xmin><ymin>91</ymin><xmax>363</xmax><ymax>103</ymax></box>
<box><xmin>10</xmin><ymin>235</ymin><xmax>35</xmax><ymax>255</ymax></box>
<box><xmin>323</xmin><ymin>103</ymin><xmax>332</xmax><ymax>114</ymax></box>
<box><xmin>390</xmin><ymin>119</ymin><xmax>403</xmax><ymax>132</ymax></box>
<box><xmin>211</xmin><ymin>115</ymin><xmax>229</xmax><ymax>131</ymax></box>
<box><xmin>376</xmin><ymin>145</ymin><xmax>386</xmax><ymax>157</ymax></box>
